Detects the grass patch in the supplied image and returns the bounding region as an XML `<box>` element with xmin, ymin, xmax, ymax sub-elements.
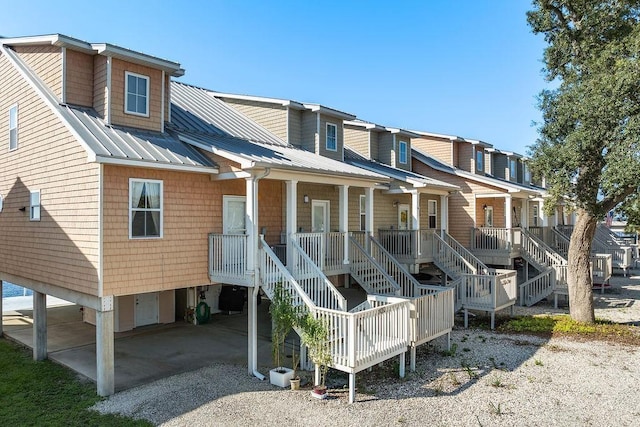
<box><xmin>0</xmin><ymin>339</ymin><xmax>149</xmax><ymax>426</ymax></box>
<box><xmin>498</xmin><ymin>315</ymin><xmax>640</xmax><ymax>345</ymax></box>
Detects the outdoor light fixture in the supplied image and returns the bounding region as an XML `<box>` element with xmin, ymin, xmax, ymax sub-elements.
<box><xmin>303</xmin><ymin>195</ymin><xmax>309</xmax><ymax>204</ymax></box>
<box><xmin>482</xmin><ymin>204</ymin><xmax>487</xmax><ymax>211</ymax></box>
<box><xmin>393</xmin><ymin>201</ymin><xmax>399</xmax><ymax>207</ymax></box>
<box><xmin>19</xmin><ymin>206</ymin><xmax>26</xmax><ymax>212</ymax></box>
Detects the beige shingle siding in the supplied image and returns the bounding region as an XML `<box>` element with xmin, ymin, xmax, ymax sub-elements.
<box><xmin>0</xmin><ymin>53</ymin><xmax>100</xmax><ymax>295</ymax></box>
<box><xmin>65</xmin><ymin>49</ymin><xmax>94</xmax><ymax>107</ymax></box>
<box><xmin>318</xmin><ymin>114</ymin><xmax>343</xmax><ymax>161</ymax></box>
<box><xmin>484</xmin><ymin>151</ymin><xmax>492</xmax><ymax>175</ymax></box>
<box><xmin>101</xmin><ymin>166</ymin><xmax>283</xmax><ymax>295</ymax></box>
<box><xmin>164</xmin><ymin>75</ymin><xmax>170</xmax><ymax>124</ymax></box>
<box><xmin>221</xmin><ymin>98</ymin><xmax>288</xmax><ymax>142</ymax></box>
<box><xmin>13</xmin><ymin>45</ymin><xmax>63</xmax><ymax>100</ymax></box>
<box><xmin>93</xmin><ymin>55</ymin><xmax>108</xmax><ymax>118</ymax></box>
<box><xmin>411</xmin><ymin>136</ymin><xmax>452</xmax><ymax>165</ymax></box>
<box><xmin>301</xmin><ymin>111</ymin><xmax>316</xmax><ymax>152</ymax></box>
<box><xmin>376</xmin><ymin>132</ymin><xmax>393</xmax><ymax>165</ymax></box>
<box><xmin>110</xmin><ymin>58</ymin><xmax>163</xmax><ymax>132</ymax></box>
<box><xmin>395</xmin><ymin>136</ymin><xmax>411</xmax><ymax>171</ymax></box>
<box><xmin>288</xmin><ymin>108</ymin><xmax>303</xmax><ymax>146</ymax></box>
<box><xmin>370</xmin><ymin>131</ymin><xmax>379</xmax><ymax>160</ymax></box>
<box><xmin>458</xmin><ymin>142</ymin><xmax>473</xmax><ymax>172</ymax></box>
<box><xmin>344</xmin><ymin>126</ymin><xmax>370</xmax><ymax>158</ymax></box>
<box><xmin>412</xmin><ymin>158</ymin><xmax>506</xmax><ymax>247</ymax></box>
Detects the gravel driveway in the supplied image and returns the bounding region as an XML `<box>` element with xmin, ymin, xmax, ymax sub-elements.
<box><xmin>94</xmin><ymin>274</ymin><xmax>640</xmax><ymax>426</ymax></box>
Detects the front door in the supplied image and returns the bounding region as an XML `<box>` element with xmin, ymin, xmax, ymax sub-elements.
<box><xmin>135</xmin><ymin>292</ymin><xmax>158</xmax><ymax>327</ymax></box>
<box><xmin>223</xmin><ymin>196</ymin><xmax>246</xmax><ymax>234</ymax></box>
<box><xmin>312</xmin><ymin>200</ymin><xmax>330</xmax><ymax>233</ymax></box>
<box><xmin>484</xmin><ymin>206</ymin><xmax>494</xmax><ymax>227</ymax></box>
<box><xmin>398</xmin><ymin>204</ymin><xmax>410</xmax><ymax>230</ymax></box>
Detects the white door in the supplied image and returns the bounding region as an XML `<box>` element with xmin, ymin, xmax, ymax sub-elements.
<box><xmin>485</xmin><ymin>206</ymin><xmax>494</xmax><ymax>227</ymax></box>
<box><xmin>398</xmin><ymin>204</ymin><xmax>410</xmax><ymax>230</ymax></box>
<box><xmin>311</xmin><ymin>200</ymin><xmax>330</xmax><ymax>233</ymax></box>
<box><xmin>223</xmin><ymin>196</ymin><xmax>246</xmax><ymax>234</ymax></box>
<box><xmin>135</xmin><ymin>292</ymin><xmax>158</xmax><ymax>327</ymax></box>
<box><xmin>223</xmin><ymin>196</ymin><xmax>246</xmax><ymax>271</ymax></box>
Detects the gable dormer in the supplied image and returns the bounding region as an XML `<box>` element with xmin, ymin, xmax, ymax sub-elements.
<box><xmin>344</xmin><ymin>121</ymin><xmax>416</xmax><ymax>171</ymax></box>
<box><xmin>2</xmin><ymin>34</ymin><xmax>183</xmax><ymax>134</ymax></box>
<box><xmin>410</xmin><ymin>132</ymin><xmax>457</xmax><ymax>166</ymax></box>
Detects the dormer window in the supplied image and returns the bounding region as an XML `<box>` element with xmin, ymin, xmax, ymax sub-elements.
<box><xmin>9</xmin><ymin>104</ymin><xmax>18</xmax><ymax>151</ymax></box>
<box><xmin>326</xmin><ymin>123</ymin><xmax>337</xmax><ymax>151</ymax></box>
<box><xmin>524</xmin><ymin>164</ymin><xmax>531</xmax><ymax>182</ymax></box>
<box><xmin>476</xmin><ymin>149</ymin><xmax>483</xmax><ymax>172</ymax></box>
<box><xmin>510</xmin><ymin>159</ymin><xmax>517</xmax><ymax>180</ymax></box>
<box><xmin>125</xmin><ymin>72</ymin><xmax>149</xmax><ymax>117</ymax></box>
<box><xmin>398</xmin><ymin>140</ymin><xmax>408</xmax><ymax>164</ymax></box>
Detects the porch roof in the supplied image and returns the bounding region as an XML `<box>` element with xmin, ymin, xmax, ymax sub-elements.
<box><xmin>412</xmin><ymin>148</ymin><xmax>545</xmax><ymax>196</ymax></box>
<box><xmin>345</xmin><ymin>149</ymin><xmax>458</xmax><ymax>192</ymax></box>
<box><xmin>177</xmin><ymin>131</ymin><xmax>389</xmax><ymax>181</ymax></box>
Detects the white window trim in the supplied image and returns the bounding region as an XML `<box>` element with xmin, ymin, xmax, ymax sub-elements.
<box><xmin>124</xmin><ymin>71</ymin><xmax>150</xmax><ymax>118</ymax></box>
<box><xmin>359</xmin><ymin>194</ymin><xmax>366</xmax><ymax>231</ymax></box>
<box><xmin>476</xmin><ymin>149</ymin><xmax>483</xmax><ymax>172</ymax></box>
<box><xmin>533</xmin><ymin>205</ymin><xmax>539</xmax><ymax>227</ymax></box>
<box><xmin>398</xmin><ymin>140</ymin><xmax>408</xmax><ymax>164</ymax></box>
<box><xmin>30</xmin><ymin>190</ymin><xmax>40</xmax><ymax>221</ymax></box>
<box><xmin>510</xmin><ymin>159</ymin><xmax>517</xmax><ymax>180</ymax></box>
<box><xmin>325</xmin><ymin>122</ymin><xmax>338</xmax><ymax>152</ymax></box>
<box><xmin>129</xmin><ymin>178</ymin><xmax>163</xmax><ymax>239</ymax></box>
<box><xmin>428</xmin><ymin>200</ymin><xmax>437</xmax><ymax>229</ymax></box>
<box><xmin>9</xmin><ymin>104</ymin><xmax>18</xmax><ymax>151</ymax></box>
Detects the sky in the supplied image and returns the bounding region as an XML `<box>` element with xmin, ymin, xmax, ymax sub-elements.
<box><xmin>0</xmin><ymin>0</ymin><xmax>548</xmax><ymax>155</ymax></box>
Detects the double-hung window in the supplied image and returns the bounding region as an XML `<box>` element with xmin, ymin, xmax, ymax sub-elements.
<box><xmin>9</xmin><ymin>105</ymin><xmax>18</xmax><ymax>151</ymax></box>
<box><xmin>476</xmin><ymin>149</ymin><xmax>483</xmax><ymax>172</ymax></box>
<box><xmin>510</xmin><ymin>159</ymin><xmax>517</xmax><ymax>180</ymax></box>
<box><xmin>524</xmin><ymin>164</ymin><xmax>531</xmax><ymax>182</ymax></box>
<box><xmin>130</xmin><ymin>179</ymin><xmax>163</xmax><ymax>238</ymax></box>
<box><xmin>398</xmin><ymin>141</ymin><xmax>408</xmax><ymax>164</ymax></box>
<box><xmin>326</xmin><ymin>123</ymin><xmax>337</xmax><ymax>151</ymax></box>
<box><xmin>30</xmin><ymin>190</ymin><xmax>40</xmax><ymax>221</ymax></box>
<box><xmin>125</xmin><ymin>72</ymin><xmax>149</xmax><ymax>116</ymax></box>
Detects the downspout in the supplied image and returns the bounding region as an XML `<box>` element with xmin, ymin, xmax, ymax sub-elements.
<box><xmin>251</xmin><ymin>167</ymin><xmax>270</xmax><ymax>381</ymax></box>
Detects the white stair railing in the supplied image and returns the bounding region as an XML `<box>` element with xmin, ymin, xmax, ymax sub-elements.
<box><xmin>519</xmin><ymin>268</ymin><xmax>555</xmax><ymax>307</ymax></box>
<box><xmin>294</xmin><ymin>232</ymin><xmax>346</xmax><ymax>273</ymax></box>
<box><xmin>368</xmin><ymin>235</ymin><xmax>424</xmax><ymax>297</ymax></box>
<box><xmin>349</xmin><ymin>235</ymin><xmax>401</xmax><ymax>296</ymax></box>
<box><xmin>289</xmin><ymin>238</ymin><xmax>347</xmax><ymax>311</ymax></box>
<box><xmin>209</xmin><ymin>233</ymin><xmax>251</xmax><ymax>285</ymax></box>
<box><xmin>442</xmin><ymin>232</ymin><xmax>489</xmax><ymax>274</ymax></box>
<box><xmin>432</xmin><ymin>232</ymin><xmax>478</xmax><ymax>279</ymax></box>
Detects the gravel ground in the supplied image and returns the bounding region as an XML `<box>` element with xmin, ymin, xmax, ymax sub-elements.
<box><xmin>94</xmin><ymin>273</ymin><xmax>640</xmax><ymax>427</ymax></box>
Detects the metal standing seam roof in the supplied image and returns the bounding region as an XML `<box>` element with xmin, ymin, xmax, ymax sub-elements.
<box><xmin>171</xmin><ymin>81</ymin><xmax>287</xmax><ymax>146</ymax></box>
<box><xmin>1</xmin><ymin>45</ymin><xmax>216</xmax><ymax>172</ymax></box>
<box><xmin>412</xmin><ymin>148</ymin><xmax>545</xmax><ymax>195</ymax></box>
<box><xmin>344</xmin><ymin>149</ymin><xmax>459</xmax><ymax>191</ymax></box>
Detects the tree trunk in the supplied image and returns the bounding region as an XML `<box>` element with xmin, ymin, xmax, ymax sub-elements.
<box><xmin>567</xmin><ymin>209</ymin><xmax>596</xmax><ymax>323</ymax></box>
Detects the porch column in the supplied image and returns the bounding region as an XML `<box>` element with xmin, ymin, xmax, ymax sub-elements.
<box><xmin>96</xmin><ymin>296</ymin><xmax>114</xmax><ymax>396</ymax></box>
<box><xmin>440</xmin><ymin>194</ymin><xmax>448</xmax><ymax>238</ymax></box>
<box><xmin>365</xmin><ymin>187</ymin><xmax>374</xmax><ymax>235</ymax></box>
<box><xmin>541</xmin><ymin>202</ymin><xmax>549</xmax><ymax>227</ymax></box>
<box><xmin>522</xmin><ymin>199</ymin><xmax>529</xmax><ymax>228</ymax></box>
<box><xmin>286</xmin><ymin>180</ymin><xmax>298</xmax><ymax>269</ymax></box>
<box><xmin>246</xmin><ymin>176</ymin><xmax>261</xmax><ymax>377</ymax></box>
<box><xmin>339</xmin><ymin>185</ymin><xmax>349</xmax><ymax>264</ymax></box>
<box><xmin>410</xmin><ymin>190</ymin><xmax>420</xmax><ymax>231</ymax></box>
<box><xmin>505</xmin><ymin>195</ymin><xmax>513</xmax><ymax>247</ymax></box>
<box><xmin>33</xmin><ymin>291</ymin><xmax>47</xmax><ymax>361</ymax></box>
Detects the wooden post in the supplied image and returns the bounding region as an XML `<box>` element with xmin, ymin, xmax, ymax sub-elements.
<box><xmin>96</xmin><ymin>297</ymin><xmax>114</xmax><ymax>396</ymax></box>
<box><xmin>33</xmin><ymin>291</ymin><xmax>47</xmax><ymax>361</ymax></box>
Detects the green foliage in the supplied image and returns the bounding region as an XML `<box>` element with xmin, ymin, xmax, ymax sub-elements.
<box><xmin>298</xmin><ymin>313</ymin><xmax>332</xmax><ymax>387</ymax></box>
<box><xmin>269</xmin><ymin>282</ymin><xmax>297</xmax><ymax>369</ymax></box>
<box><xmin>527</xmin><ymin>1</ymin><xmax>640</xmax><ymax>218</ymax></box>
<box><xmin>0</xmin><ymin>339</ymin><xmax>149</xmax><ymax>426</ymax></box>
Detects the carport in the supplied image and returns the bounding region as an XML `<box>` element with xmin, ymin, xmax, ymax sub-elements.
<box><xmin>2</xmin><ymin>300</ymin><xmax>274</xmax><ymax>392</ymax></box>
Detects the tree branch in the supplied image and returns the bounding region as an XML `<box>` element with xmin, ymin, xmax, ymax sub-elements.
<box><xmin>600</xmin><ymin>185</ymin><xmax>638</xmax><ymax>212</ymax></box>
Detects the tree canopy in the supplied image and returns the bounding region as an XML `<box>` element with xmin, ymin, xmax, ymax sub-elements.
<box><xmin>527</xmin><ymin>0</ymin><xmax>640</xmax><ymax>219</ymax></box>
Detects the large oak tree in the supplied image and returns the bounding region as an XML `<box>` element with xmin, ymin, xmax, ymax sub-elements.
<box><xmin>527</xmin><ymin>0</ymin><xmax>640</xmax><ymax>322</ymax></box>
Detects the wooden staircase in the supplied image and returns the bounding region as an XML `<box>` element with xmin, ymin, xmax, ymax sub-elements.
<box><xmin>519</xmin><ymin>229</ymin><xmax>567</xmax><ymax>306</ymax></box>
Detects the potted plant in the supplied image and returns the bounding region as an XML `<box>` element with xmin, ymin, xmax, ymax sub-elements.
<box><xmin>269</xmin><ymin>283</ymin><xmax>297</xmax><ymax>387</ymax></box>
<box><xmin>289</xmin><ymin>348</ymin><xmax>301</xmax><ymax>390</ymax></box>
<box><xmin>299</xmin><ymin>312</ymin><xmax>332</xmax><ymax>399</ymax></box>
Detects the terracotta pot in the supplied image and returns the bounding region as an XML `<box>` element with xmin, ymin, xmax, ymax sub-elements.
<box><xmin>290</xmin><ymin>378</ymin><xmax>301</xmax><ymax>390</ymax></box>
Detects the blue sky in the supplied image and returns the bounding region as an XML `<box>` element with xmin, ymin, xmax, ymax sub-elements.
<box><xmin>1</xmin><ymin>1</ymin><xmax>547</xmax><ymax>154</ymax></box>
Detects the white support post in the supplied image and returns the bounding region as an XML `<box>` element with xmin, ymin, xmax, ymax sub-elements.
<box><xmin>33</xmin><ymin>291</ymin><xmax>47</xmax><ymax>361</ymax></box>
<box><xmin>505</xmin><ymin>195</ymin><xmax>513</xmax><ymax>247</ymax></box>
<box><xmin>410</xmin><ymin>346</ymin><xmax>416</xmax><ymax>372</ymax></box>
<box><xmin>96</xmin><ymin>296</ymin><xmax>114</xmax><ymax>396</ymax></box>
<box><xmin>523</xmin><ymin>199</ymin><xmax>529</xmax><ymax>229</ymax></box>
<box><xmin>399</xmin><ymin>352</ymin><xmax>406</xmax><ymax>378</ymax></box>
<box><xmin>541</xmin><ymin>202</ymin><xmax>549</xmax><ymax>227</ymax></box>
<box><xmin>314</xmin><ymin>364</ymin><xmax>320</xmax><ymax>386</ymax></box>
<box><xmin>410</xmin><ymin>190</ymin><xmax>420</xmax><ymax>231</ymax></box>
<box><xmin>365</xmin><ymin>187</ymin><xmax>374</xmax><ymax>236</ymax></box>
<box><xmin>349</xmin><ymin>373</ymin><xmax>356</xmax><ymax>404</ymax></box>
<box><xmin>246</xmin><ymin>177</ymin><xmax>258</xmax><ymax>376</ymax></box>
<box><xmin>339</xmin><ymin>185</ymin><xmax>349</xmax><ymax>265</ymax></box>
<box><xmin>286</xmin><ymin>180</ymin><xmax>298</xmax><ymax>269</ymax></box>
<box><xmin>440</xmin><ymin>194</ymin><xmax>448</xmax><ymax>238</ymax></box>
